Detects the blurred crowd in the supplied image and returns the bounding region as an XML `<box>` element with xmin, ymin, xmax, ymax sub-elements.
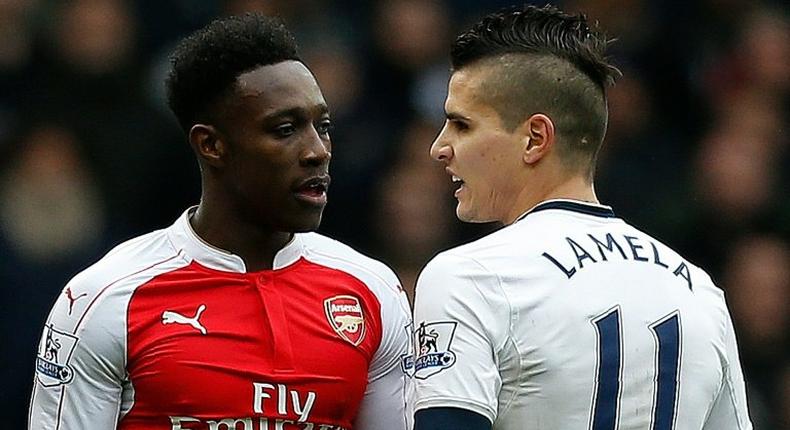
<box><xmin>0</xmin><ymin>0</ymin><xmax>787</xmax><ymax>428</ymax></box>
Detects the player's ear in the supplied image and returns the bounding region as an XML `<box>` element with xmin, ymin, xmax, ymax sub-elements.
<box><xmin>189</xmin><ymin>124</ymin><xmax>227</xmax><ymax>168</ymax></box>
<box><xmin>521</xmin><ymin>113</ymin><xmax>555</xmax><ymax>165</ymax></box>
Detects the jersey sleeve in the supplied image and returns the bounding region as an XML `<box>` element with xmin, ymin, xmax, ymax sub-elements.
<box><xmin>29</xmin><ymin>274</ymin><xmax>127</xmax><ymax>429</ymax></box>
<box><xmin>354</xmin><ymin>356</ymin><xmax>411</xmax><ymax>430</ymax></box>
<box><xmin>354</xmin><ymin>269</ymin><xmax>412</xmax><ymax>430</ymax></box>
<box><xmin>411</xmin><ymin>253</ymin><xmax>510</xmax><ymax>424</ymax></box>
<box><xmin>702</xmin><ymin>307</ymin><xmax>753</xmax><ymax>430</ymax></box>
<box><xmin>414</xmin><ymin>407</ymin><xmax>493</xmax><ymax>430</ymax></box>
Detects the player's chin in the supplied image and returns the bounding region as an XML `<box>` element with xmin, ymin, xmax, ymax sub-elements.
<box><xmin>455</xmin><ymin>205</ymin><xmax>478</xmax><ymax>223</ymax></box>
<box><xmin>286</xmin><ymin>195</ymin><xmax>326</xmax><ymax>229</ymax></box>
<box><xmin>288</xmin><ymin>214</ymin><xmax>323</xmax><ymax>232</ymax></box>
<box><xmin>456</xmin><ymin>203</ymin><xmax>494</xmax><ymax>224</ymax></box>
<box><xmin>287</xmin><ymin>208</ymin><xmax>325</xmax><ymax>232</ymax></box>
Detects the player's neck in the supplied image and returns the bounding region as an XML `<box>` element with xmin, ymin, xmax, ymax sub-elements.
<box><xmin>506</xmin><ymin>173</ymin><xmax>598</xmax><ymax>224</ymax></box>
<box><xmin>189</xmin><ymin>194</ymin><xmax>293</xmax><ymax>272</ymax></box>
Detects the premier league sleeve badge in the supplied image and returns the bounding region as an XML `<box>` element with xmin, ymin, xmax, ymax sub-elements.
<box><xmin>413</xmin><ymin>321</ymin><xmax>458</xmax><ymax>379</ymax></box>
<box><xmin>35</xmin><ymin>324</ymin><xmax>79</xmax><ymax>387</ymax></box>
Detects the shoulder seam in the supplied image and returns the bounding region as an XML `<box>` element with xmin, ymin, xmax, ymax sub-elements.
<box><xmin>442</xmin><ymin>252</ymin><xmax>514</xmax><ymax>355</ymax></box>
<box><xmin>73</xmin><ymin>249</ymin><xmax>187</xmax><ymax>335</ymax></box>
<box><xmin>306</xmin><ymin>248</ymin><xmax>401</xmax><ymax>297</ymax></box>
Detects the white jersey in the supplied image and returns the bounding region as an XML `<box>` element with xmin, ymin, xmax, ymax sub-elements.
<box><xmin>29</xmin><ymin>208</ymin><xmax>412</xmax><ymax>430</ymax></box>
<box><xmin>411</xmin><ymin>199</ymin><xmax>752</xmax><ymax>430</ymax></box>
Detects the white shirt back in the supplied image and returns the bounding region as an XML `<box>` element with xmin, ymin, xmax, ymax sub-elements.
<box><xmin>412</xmin><ymin>200</ymin><xmax>752</xmax><ymax>430</ymax></box>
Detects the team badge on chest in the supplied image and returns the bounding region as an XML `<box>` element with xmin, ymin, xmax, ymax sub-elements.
<box><xmin>324</xmin><ymin>295</ymin><xmax>366</xmax><ymax>346</ymax></box>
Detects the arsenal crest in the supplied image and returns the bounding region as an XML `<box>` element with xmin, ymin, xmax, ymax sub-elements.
<box><xmin>324</xmin><ymin>295</ymin><xmax>366</xmax><ymax>346</ymax></box>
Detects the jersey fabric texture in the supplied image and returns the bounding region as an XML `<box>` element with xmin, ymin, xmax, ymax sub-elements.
<box><xmin>30</xmin><ymin>208</ymin><xmax>412</xmax><ymax>430</ymax></box>
<box><xmin>411</xmin><ymin>199</ymin><xmax>752</xmax><ymax>430</ymax></box>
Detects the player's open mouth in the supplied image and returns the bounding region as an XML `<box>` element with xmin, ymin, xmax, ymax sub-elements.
<box><xmin>452</xmin><ymin>175</ymin><xmax>465</xmax><ymax>197</ymax></box>
<box><xmin>295</xmin><ymin>176</ymin><xmax>330</xmax><ymax>205</ymax></box>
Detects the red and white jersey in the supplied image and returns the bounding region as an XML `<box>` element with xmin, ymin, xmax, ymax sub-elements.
<box><xmin>30</xmin><ymin>209</ymin><xmax>412</xmax><ymax>430</ymax></box>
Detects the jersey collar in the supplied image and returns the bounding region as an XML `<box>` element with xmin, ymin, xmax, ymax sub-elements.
<box><xmin>514</xmin><ymin>199</ymin><xmax>616</xmax><ymax>223</ymax></box>
<box><xmin>168</xmin><ymin>207</ymin><xmax>306</xmax><ymax>273</ymax></box>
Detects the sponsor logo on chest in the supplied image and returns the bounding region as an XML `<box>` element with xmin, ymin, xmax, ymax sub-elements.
<box><xmin>169</xmin><ymin>381</ymin><xmax>349</xmax><ymax>430</ymax></box>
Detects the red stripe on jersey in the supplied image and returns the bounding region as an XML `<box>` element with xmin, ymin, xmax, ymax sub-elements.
<box><xmin>73</xmin><ymin>251</ymin><xmax>185</xmax><ymax>334</ymax></box>
<box><xmin>121</xmin><ymin>257</ymin><xmax>383</xmax><ymax>429</ymax></box>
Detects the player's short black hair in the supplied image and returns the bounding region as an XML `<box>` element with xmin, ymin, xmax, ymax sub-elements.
<box><xmin>451</xmin><ymin>4</ymin><xmax>619</xmax><ymax>89</ymax></box>
<box><xmin>451</xmin><ymin>4</ymin><xmax>621</xmax><ymax>178</ymax></box>
<box><xmin>166</xmin><ymin>13</ymin><xmax>300</xmax><ymax>132</ymax></box>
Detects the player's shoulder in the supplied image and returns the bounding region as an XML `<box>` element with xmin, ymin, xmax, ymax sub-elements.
<box><xmin>47</xmin><ymin>226</ymin><xmax>185</xmax><ymax>335</ymax></box>
<box><xmin>418</xmin><ymin>233</ymin><xmax>510</xmax><ymax>297</ymax></box>
<box><xmin>622</xmin><ymin>222</ymin><xmax>727</xmax><ymax>304</ymax></box>
<box><xmin>683</xmin><ymin>258</ymin><xmax>726</xmax><ymax>306</ymax></box>
<box><xmin>65</xmin><ymin>227</ymin><xmax>181</xmax><ymax>296</ymax></box>
<box><xmin>424</xmin><ymin>221</ymin><xmax>538</xmax><ymax>274</ymax></box>
<box><xmin>297</xmin><ymin>232</ymin><xmax>402</xmax><ymax>295</ymax></box>
<box><xmin>415</xmin><ymin>238</ymin><xmax>513</xmax><ymax>348</ymax></box>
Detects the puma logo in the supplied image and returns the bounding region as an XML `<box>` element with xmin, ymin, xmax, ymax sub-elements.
<box><xmin>161</xmin><ymin>304</ymin><xmax>207</xmax><ymax>335</ymax></box>
<box><xmin>65</xmin><ymin>287</ymin><xmax>88</xmax><ymax>315</ymax></box>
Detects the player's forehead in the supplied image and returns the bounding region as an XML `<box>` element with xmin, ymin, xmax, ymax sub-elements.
<box><xmin>445</xmin><ymin>66</ymin><xmax>502</xmax><ymax>122</ymax></box>
<box><xmin>234</xmin><ymin>61</ymin><xmax>328</xmax><ymax>117</ymax></box>
<box><xmin>446</xmin><ymin>67</ymin><xmax>484</xmax><ymax>111</ymax></box>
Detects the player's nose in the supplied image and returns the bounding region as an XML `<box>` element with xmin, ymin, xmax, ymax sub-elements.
<box><xmin>300</xmin><ymin>128</ymin><xmax>332</xmax><ymax>167</ymax></box>
<box><xmin>430</xmin><ymin>126</ymin><xmax>453</xmax><ymax>162</ymax></box>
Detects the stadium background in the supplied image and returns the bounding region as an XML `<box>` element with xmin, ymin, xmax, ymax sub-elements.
<box><xmin>0</xmin><ymin>0</ymin><xmax>787</xmax><ymax>427</ymax></box>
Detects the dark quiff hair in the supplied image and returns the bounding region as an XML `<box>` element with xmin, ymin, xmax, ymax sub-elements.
<box><xmin>451</xmin><ymin>4</ymin><xmax>621</xmax><ymax>177</ymax></box>
<box><xmin>166</xmin><ymin>13</ymin><xmax>300</xmax><ymax>132</ymax></box>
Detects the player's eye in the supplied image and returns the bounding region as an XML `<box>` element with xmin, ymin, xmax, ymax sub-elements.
<box><xmin>451</xmin><ymin>119</ymin><xmax>469</xmax><ymax>132</ymax></box>
<box><xmin>273</xmin><ymin>123</ymin><xmax>296</xmax><ymax>138</ymax></box>
<box><xmin>316</xmin><ymin>119</ymin><xmax>334</xmax><ymax>137</ymax></box>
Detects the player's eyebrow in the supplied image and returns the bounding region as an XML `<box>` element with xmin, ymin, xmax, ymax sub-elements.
<box><xmin>446</xmin><ymin>112</ymin><xmax>470</xmax><ymax>122</ymax></box>
<box><xmin>262</xmin><ymin>104</ymin><xmax>331</xmax><ymax>121</ymax></box>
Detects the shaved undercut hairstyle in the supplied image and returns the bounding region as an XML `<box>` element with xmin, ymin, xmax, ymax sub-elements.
<box><xmin>452</xmin><ymin>4</ymin><xmax>621</xmax><ymax>178</ymax></box>
<box><xmin>166</xmin><ymin>13</ymin><xmax>300</xmax><ymax>132</ymax></box>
